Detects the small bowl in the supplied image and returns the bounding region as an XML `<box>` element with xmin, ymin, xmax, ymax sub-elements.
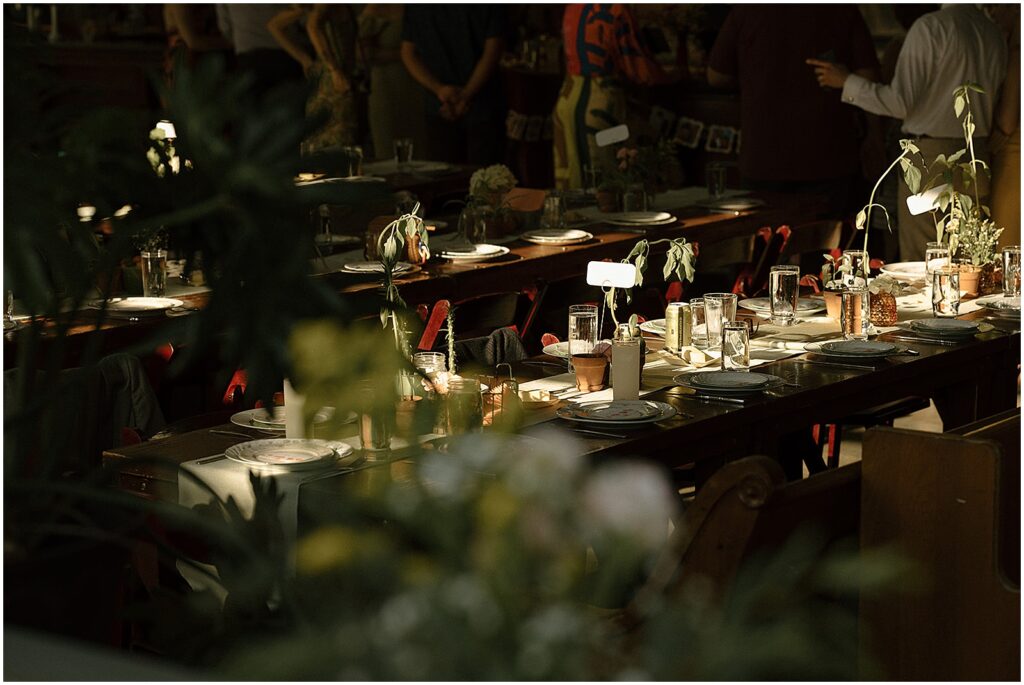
<box><xmin>519</xmin><ymin>389</ymin><xmax>559</xmax><ymax>410</ymax></box>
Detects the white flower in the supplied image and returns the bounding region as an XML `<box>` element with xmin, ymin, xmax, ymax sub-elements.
<box><xmin>580</xmin><ymin>461</ymin><xmax>678</xmax><ymax>550</ymax></box>
<box><xmin>470</xmin><ymin>164</ymin><xmax>517</xmax><ymax>199</ymax></box>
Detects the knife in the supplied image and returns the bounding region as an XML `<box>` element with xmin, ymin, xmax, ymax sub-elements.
<box><xmin>668</xmin><ymin>387</ymin><xmax>749</xmax><ymax>404</ymax></box>
<box><xmin>881</xmin><ymin>334</ymin><xmax>959</xmax><ymax>347</ymax></box>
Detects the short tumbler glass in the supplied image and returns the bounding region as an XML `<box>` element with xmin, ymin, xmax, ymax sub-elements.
<box><xmin>704</xmin><ymin>292</ymin><xmax>738</xmax><ymax>349</ymax></box>
<box><xmin>769</xmin><ymin>265</ymin><xmax>800</xmax><ymax>326</ymax></box>
<box><xmin>140</xmin><ymin>249</ymin><xmax>167</xmax><ymax>298</ymax></box>
<box><xmin>568</xmin><ymin>304</ymin><xmax>599</xmax><ymax>370</ymax></box>
<box><xmin>721</xmin><ymin>322</ymin><xmax>750</xmax><ymax>371</ymax></box>
<box><xmin>689</xmin><ymin>298</ymin><xmax>708</xmax><ymax>349</ymax></box>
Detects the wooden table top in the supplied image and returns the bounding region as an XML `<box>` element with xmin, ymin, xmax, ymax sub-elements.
<box><xmin>104</xmin><ymin>308</ymin><xmax>1019</xmax><ymax>498</ymax></box>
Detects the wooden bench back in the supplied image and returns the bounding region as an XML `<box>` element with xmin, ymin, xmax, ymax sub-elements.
<box><xmin>860</xmin><ymin>413</ymin><xmax>1021</xmax><ymax>681</ymax></box>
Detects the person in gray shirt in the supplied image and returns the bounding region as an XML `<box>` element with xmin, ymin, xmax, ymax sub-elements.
<box><xmin>217</xmin><ymin>3</ymin><xmax>303</xmax><ymax>101</ymax></box>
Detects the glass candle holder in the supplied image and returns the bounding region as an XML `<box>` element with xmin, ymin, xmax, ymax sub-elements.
<box><xmin>769</xmin><ymin>265</ymin><xmax>800</xmax><ymax>326</ymax></box>
<box><xmin>840</xmin><ymin>286</ymin><xmax>869</xmax><ymax>340</ymax></box>
<box><xmin>689</xmin><ymin>298</ymin><xmax>708</xmax><ymax>349</ymax></box>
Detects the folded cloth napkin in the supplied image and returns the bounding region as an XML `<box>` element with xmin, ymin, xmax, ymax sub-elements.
<box><xmin>454</xmin><ymin>327</ymin><xmax>528</xmax><ymax>367</ymax></box>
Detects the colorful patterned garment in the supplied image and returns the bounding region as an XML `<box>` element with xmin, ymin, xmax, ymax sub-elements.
<box><xmin>553</xmin><ymin>4</ymin><xmax>666</xmax><ymax>189</ymax></box>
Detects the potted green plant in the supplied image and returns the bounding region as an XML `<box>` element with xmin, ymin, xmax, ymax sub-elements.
<box><xmin>954</xmin><ymin>215</ymin><xmax>1003</xmax><ymax>295</ymax></box>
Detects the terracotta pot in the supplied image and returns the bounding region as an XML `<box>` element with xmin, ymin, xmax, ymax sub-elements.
<box><xmin>958</xmin><ymin>263</ymin><xmax>982</xmax><ymax>296</ymax></box>
<box><xmin>823</xmin><ymin>288</ymin><xmax>842</xmax><ymax>320</ymax></box>
<box><xmin>572</xmin><ymin>354</ymin><xmax>608</xmax><ymax>391</ymax></box>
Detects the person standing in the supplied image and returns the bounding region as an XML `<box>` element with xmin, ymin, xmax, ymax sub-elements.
<box><xmin>216</xmin><ymin>4</ymin><xmax>303</xmax><ymax>101</ymax></box>
<box><xmin>359</xmin><ymin>4</ymin><xmax>426</xmax><ymax>160</ymax></box>
<box><xmin>707</xmin><ymin>5</ymin><xmax>879</xmax><ymax>217</ymax></box>
<box><xmin>809</xmin><ymin>4</ymin><xmax>1008</xmax><ymax>261</ymax></box>
<box><xmin>269</xmin><ymin>4</ymin><xmax>362</xmax><ymax>151</ymax></box>
<box><xmin>553</xmin><ymin>4</ymin><xmax>672</xmax><ymax>190</ymax></box>
<box><xmin>987</xmin><ymin>4</ymin><xmax>1020</xmax><ymax>248</ymax></box>
<box><xmin>400</xmin><ymin>5</ymin><xmax>506</xmax><ymax>166</ymax></box>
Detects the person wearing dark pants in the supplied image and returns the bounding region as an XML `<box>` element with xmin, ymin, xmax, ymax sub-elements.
<box><xmin>400</xmin><ymin>5</ymin><xmax>506</xmax><ymax>166</ymax></box>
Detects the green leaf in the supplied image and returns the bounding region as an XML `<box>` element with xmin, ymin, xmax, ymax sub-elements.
<box><xmin>946</xmin><ymin>149</ymin><xmax>966</xmax><ymax>165</ymax></box>
<box><xmin>967</xmin><ymin>83</ymin><xmax>984</xmax><ymax>94</ymax></box>
<box><xmin>662</xmin><ymin>254</ymin><xmax>674</xmax><ymax>282</ymax></box>
<box><xmin>954</xmin><ymin>94</ymin><xmax>965</xmax><ymax>118</ymax></box>
<box><xmin>855</xmin><ymin>209</ymin><xmax>867</xmax><ymax>230</ymax></box>
<box><xmin>905</xmin><ymin>164</ymin><xmax>922</xmax><ymax>194</ymax></box>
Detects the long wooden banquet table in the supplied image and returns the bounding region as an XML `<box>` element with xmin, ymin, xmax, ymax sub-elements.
<box><xmin>105</xmin><ymin>303</ymin><xmax>1020</xmax><ymax>502</ymax></box>
<box><xmin>4</xmin><ymin>190</ymin><xmax>830</xmax><ymax>368</ymax></box>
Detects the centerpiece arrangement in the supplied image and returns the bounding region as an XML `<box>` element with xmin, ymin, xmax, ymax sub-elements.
<box><xmin>460</xmin><ymin>164</ymin><xmax>518</xmax><ymax>242</ymax></box>
<box><xmin>597</xmin><ymin>140</ymin><xmax>681</xmax><ymax>213</ymax></box>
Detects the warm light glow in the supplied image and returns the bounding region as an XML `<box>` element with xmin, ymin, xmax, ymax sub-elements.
<box><xmin>77</xmin><ymin>205</ymin><xmax>96</xmax><ymax>222</ymax></box>
<box><xmin>113</xmin><ymin>205</ymin><xmax>132</xmax><ymax>218</ymax></box>
<box><xmin>155</xmin><ymin>120</ymin><xmax>177</xmax><ymax>140</ymax></box>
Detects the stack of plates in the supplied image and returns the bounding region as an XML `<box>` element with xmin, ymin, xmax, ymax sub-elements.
<box><xmin>638</xmin><ymin>319</ymin><xmax>666</xmax><ymax>336</ymax></box>
<box><xmin>975</xmin><ymin>294</ymin><xmax>1021</xmax><ymax>319</ymax></box>
<box><xmin>521</xmin><ymin>229</ymin><xmax>594</xmax><ymax>246</ymax></box>
<box><xmin>880</xmin><ymin>261</ymin><xmax>928</xmax><ymax>285</ymax></box>
<box><xmin>556</xmin><ymin>400</ymin><xmax>676</xmax><ymax>426</ymax></box>
<box><xmin>440</xmin><ymin>244</ymin><xmax>510</xmax><ymax>261</ymax></box>
<box><xmin>230</xmin><ymin>406</ymin><xmax>340</xmax><ymax>432</ymax></box>
<box><xmin>739</xmin><ymin>297</ymin><xmax>826</xmax><ymax>316</ymax></box>
<box><xmin>603</xmin><ymin>211</ymin><xmax>678</xmax><ymax>227</ymax></box>
<box><xmin>225</xmin><ymin>438</ymin><xmax>359</xmax><ymax>470</ymax></box>
<box><xmin>908</xmin><ymin>318</ymin><xmax>981</xmax><ymax>338</ymax></box>
<box><xmin>807</xmin><ymin>340</ymin><xmax>902</xmax><ymax>359</ymax></box>
<box><xmin>674</xmin><ymin>370</ymin><xmax>781</xmax><ymax>395</ymax></box>
<box><xmin>89</xmin><ymin>297</ymin><xmax>184</xmax><ymax>319</ymax></box>
<box><xmin>340</xmin><ymin>261</ymin><xmax>414</xmax><ymax>274</ymax></box>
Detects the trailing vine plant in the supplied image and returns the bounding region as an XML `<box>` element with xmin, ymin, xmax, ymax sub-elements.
<box><xmin>606</xmin><ymin>237</ymin><xmax>696</xmax><ymax>333</ymax></box>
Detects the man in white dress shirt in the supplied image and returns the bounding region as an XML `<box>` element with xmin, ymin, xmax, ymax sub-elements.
<box><xmin>808</xmin><ymin>5</ymin><xmax>1007</xmax><ymax>261</ymax></box>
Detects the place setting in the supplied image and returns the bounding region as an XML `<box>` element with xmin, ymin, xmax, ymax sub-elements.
<box><xmin>882</xmin><ymin>317</ymin><xmax>993</xmax><ymax>346</ymax></box>
<box><xmin>439</xmin><ymin>243</ymin><xmax>512</xmax><ymax>262</ymax></box>
<box><xmin>670</xmin><ymin>370</ymin><xmax>791</xmax><ymax>405</ymax></box>
<box><xmin>338</xmin><ymin>260</ymin><xmax>417</xmax><ymax>275</ymax></box>
<box><xmin>87</xmin><ymin>296</ymin><xmax>186</xmax><ymax>319</ymax></box>
<box><xmin>799</xmin><ymin>339</ymin><xmax>917</xmax><ymax>368</ymax></box>
<box><xmin>224</xmin><ymin>438</ymin><xmax>362</xmax><ymax>471</ymax></box>
<box><xmin>738</xmin><ymin>296</ymin><xmax>826</xmax><ymax>318</ymax></box>
<box><xmin>555</xmin><ymin>399</ymin><xmax>677</xmax><ymax>433</ymax></box>
<box><xmin>520</xmin><ymin>228</ymin><xmax>595</xmax><ymax>246</ymax></box>
<box><xmin>600</xmin><ymin>211</ymin><xmax>678</xmax><ymax>228</ymax></box>
<box><xmin>228</xmin><ymin>406</ymin><xmax>352</xmax><ymax>434</ymax></box>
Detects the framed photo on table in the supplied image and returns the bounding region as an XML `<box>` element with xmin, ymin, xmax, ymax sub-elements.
<box><xmin>673</xmin><ymin>117</ymin><xmax>704</xmax><ymax>149</ymax></box>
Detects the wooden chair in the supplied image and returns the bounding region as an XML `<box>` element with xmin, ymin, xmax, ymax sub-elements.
<box><xmin>859</xmin><ymin>411</ymin><xmax>1020</xmax><ymax>681</ymax></box>
<box><xmin>775</xmin><ymin>220</ymin><xmax>843</xmax><ymax>273</ymax></box>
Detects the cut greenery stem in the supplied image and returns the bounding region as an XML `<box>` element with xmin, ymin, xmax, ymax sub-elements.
<box><xmin>377</xmin><ymin>203</ymin><xmax>428</xmax><ymax>353</ymax></box>
<box><xmin>606</xmin><ymin>237</ymin><xmax>696</xmax><ymax>331</ymax></box>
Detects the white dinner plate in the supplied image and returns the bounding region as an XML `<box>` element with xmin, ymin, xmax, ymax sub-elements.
<box><xmin>880</xmin><ymin>261</ymin><xmax>928</xmax><ymax>283</ymax></box>
<box><xmin>90</xmin><ymin>297</ymin><xmax>184</xmax><ymax>318</ymax></box>
<box><xmin>441</xmin><ymin>244</ymin><xmax>510</xmax><ymax>261</ymax></box>
<box><xmin>230</xmin><ymin>407</ymin><xmax>349</xmax><ymax>432</ymax></box>
<box><xmin>225</xmin><ymin>438</ymin><xmax>359</xmax><ymax>470</ymax></box>
<box><xmin>739</xmin><ymin>297</ymin><xmax>826</xmax><ymax>315</ymax></box>
<box><xmin>638</xmin><ymin>319</ymin><xmax>666</xmax><ymax>336</ymax></box>
<box><xmin>701</xmin><ymin>198</ymin><xmax>765</xmax><ymax>212</ymax></box>
<box><xmin>975</xmin><ymin>294</ymin><xmax>1021</xmax><ymax>318</ymax></box>
<box><xmin>542</xmin><ymin>341</ymin><xmax>612</xmax><ymax>359</ymax></box>
<box><xmin>910</xmin><ymin>318</ymin><xmax>980</xmax><ymax>335</ymax></box>
<box><xmin>556</xmin><ymin>400</ymin><xmax>676</xmax><ymax>427</ymax></box>
<box><xmin>605</xmin><ymin>211</ymin><xmax>673</xmax><ymax>224</ymax></box>
<box><xmin>295</xmin><ymin>175</ymin><xmax>387</xmax><ymax>186</ymax></box>
<box><xmin>340</xmin><ymin>261</ymin><xmax>413</xmax><ymax>274</ymax></box>
<box><xmin>521</xmin><ymin>229</ymin><xmax>594</xmax><ymax>246</ymax></box>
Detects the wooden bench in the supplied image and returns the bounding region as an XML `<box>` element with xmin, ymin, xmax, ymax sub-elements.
<box><xmin>859</xmin><ymin>409</ymin><xmax>1020</xmax><ymax>681</ymax></box>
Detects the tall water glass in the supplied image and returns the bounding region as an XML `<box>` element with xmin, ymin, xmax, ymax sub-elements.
<box><xmin>924</xmin><ymin>242</ymin><xmax>950</xmax><ymax>276</ymax></box>
<box><xmin>1002</xmin><ymin>246</ymin><xmax>1021</xmax><ymax>298</ymax></box>
<box><xmin>689</xmin><ymin>298</ymin><xmax>708</xmax><ymax>349</ymax></box>
<box><xmin>704</xmin><ymin>292</ymin><xmax>737</xmax><ymax>350</ymax></box>
<box><xmin>721</xmin><ymin>322</ymin><xmax>750</xmax><ymax>370</ymax></box>
<box><xmin>446</xmin><ymin>377</ymin><xmax>483</xmax><ymax>435</ymax></box>
<box><xmin>769</xmin><ymin>265</ymin><xmax>800</xmax><ymax>326</ymax></box>
<box><xmin>706</xmin><ymin>163</ymin><xmax>727</xmax><ymax>201</ymax></box>
<box><xmin>393</xmin><ymin>137</ymin><xmax>414</xmax><ymax>169</ymax></box>
<box><xmin>140</xmin><ymin>249</ymin><xmax>167</xmax><ymax>297</ymax></box>
<box><xmin>932</xmin><ymin>266</ymin><xmax>960</xmax><ymax>317</ymax></box>
<box><xmin>841</xmin><ymin>249</ymin><xmax>869</xmax><ymax>285</ymax></box>
<box><xmin>413</xmin><ymin>352</ymin><xmax>447</xmax><ymax>394</ymax></box>
<box><xmin>568</xmin><ymin>304</ymin><xmax>599</xmax><ymax>369</ymax></box>
<box><xmin>840</xmin><ymin>287</ymin><xmax>868</xmax><ymax>340</ymax></box>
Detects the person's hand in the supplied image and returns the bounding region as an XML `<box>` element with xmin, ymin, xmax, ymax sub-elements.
<box><xmin>435</xmin><ymin>84</ymin><xmax>463</xmax><ymax>106</ymax></box>
<box><xmin>329</xmin><ymin>67</ymin><xmax>350</xmax><ymax>95</ymax></box>
<box><xmin>806</xmin><ymin>59</ymin><xmax>850</xmax><ymax>89</ymax></box>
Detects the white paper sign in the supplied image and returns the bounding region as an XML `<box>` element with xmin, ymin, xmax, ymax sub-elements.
<box><xmin>595</xmin><ymin>124</ymin><xmax>629</xmax><ymax>148</ymax></box>
<box><xmin>587</xmin><ymin>261</ymin><xmax>637</xmax><ymax>289</ymax></box>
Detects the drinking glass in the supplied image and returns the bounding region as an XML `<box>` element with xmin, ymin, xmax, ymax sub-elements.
<box><xmin>704</xmin><ymin>293</ymin><xmax>737</xmax><ymax>350</ymax></box>
<box><xmin>446</xmin><ymin>377</ymin><xmax>483</xmax><ymax>435</ymax></box>
<box><xmin>925</xmin><ymin>242</ymin><xmax>950</xmax><ymax>276</ymax></box>
<box><xmin>5</xmin><ymin>290</ymin><xmax>14</xmax><ymax>324</ymax></box>
<box><xmin>540</xmin><ymin>193</ymin><xmax>565</xmax><ymax>230</ymax></box>
<box><xmin>622</xmin><ymin>184</ymin><xmax>648</xmax><ymax>212</ymax></box>
<box><xmin>1002</xmin><ymin>246</ymin><xmax>1021</xmax><ymax>298</ymax></box>
<box><xmin>721</xmin><ymin>322</ymin><xmax>750</xmax><ymax>370</ymax></box>
<box><xmin>568</xmin><ymin>304</ymin><xmax>599</xmax><ymax>369</ymax></box>
<box><xmin>840</xmin><ymin>287</ymin><xmax>868</xmax><ymax>340</ymax></box>
<box><xmin>413</xmin><ymin>352</ymin><xmax>447</xmax><ymax>394</ymax></box>
<box><xmin>343</xmin><ymin>145</ymin><xmax>363</xmax><ymax>177</ymax></box>
<box><xmin>393</xmin><ymin>137</ymin><xmax>414</xmax><ymax>169</ymax></box>
<box><xmin>769</xmin><ymin>265</ymin><xmax>800</xmax><ymax>326</ymax></box>
<box><xmin>932</xmin><ymin>266</ymin><xmax>960</xmax><ymax>317</ymax></box>
<box><xmin>706</xmin><ymin>162</ymin><xmax>726</xmax><ymax>201</ymax></box>
<box><xmin>841</xmin><ymin>249</ymin><xmax>869</xmax><ymax>285</ymax></box>
<box><xmin>140</xmin><ymin>249</ymin><xmax>167</xmax><ymax>297</ymax></box>
<box><xmin>689</xmin><ymin>298</ymin><xmax>708</xmax><ymax>349</ymax></box>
